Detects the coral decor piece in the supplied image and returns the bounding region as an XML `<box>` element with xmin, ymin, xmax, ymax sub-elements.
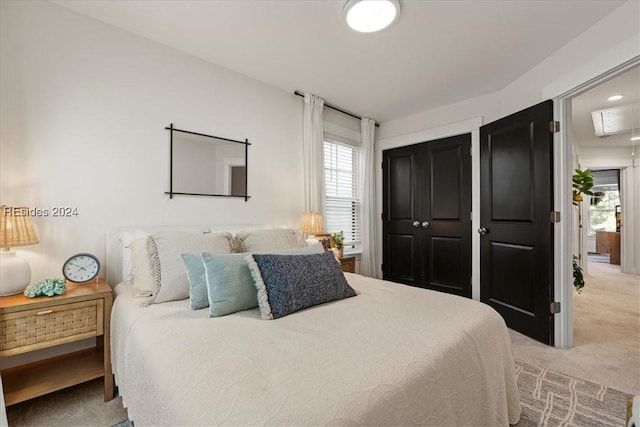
<box><xmin>24</xmin><ymin>278</ymin><xmax>67</xmax><ymax>297</ymax></box>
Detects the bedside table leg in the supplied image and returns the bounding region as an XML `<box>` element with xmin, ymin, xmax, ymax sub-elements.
<box><xmin>103</xmin><ymin>294</ymin><xmax>114</xmax><ymax>401</ymax></box>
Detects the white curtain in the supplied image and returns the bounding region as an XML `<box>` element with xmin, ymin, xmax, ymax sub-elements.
<box><xmin>360</xmin><ymin>117</ymin><xmax>378</xmax><ymax>277</ymax></box>
<box><xmin>302</xmin><ymin>93</ymin><xmax>325</xmax><ymax>214</ymax></box>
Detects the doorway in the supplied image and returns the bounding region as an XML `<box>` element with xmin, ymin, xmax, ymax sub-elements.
<box><xmin>585</xmin><ymin>169</ymin><xmax>621</xmax><ymax>266</ymax></box>
<box><xmin>564</xmin><ymin>62</ymin><xmax>639</xmax><ymax>369</ymax></box>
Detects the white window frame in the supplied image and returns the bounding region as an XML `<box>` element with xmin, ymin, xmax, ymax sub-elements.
<box><xmin>323</xmin><ymin>135</ymin><xmax>361</xmax><ymax>249</ymax></box>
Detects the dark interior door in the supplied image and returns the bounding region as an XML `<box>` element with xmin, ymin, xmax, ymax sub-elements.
<box><xmin>423</xmin><ymin>136</ymin><xmax>472</xmax><ymax>297</ymax></box>
<box><xmin>382</xmin><ymin>145</ymin><xmax>423</xmax><ymax>287</ymax></box>
<box><xmin>479</xmin><ymin>100</ymin><xmax>554</xmax><ymax>345</ymax></box>
<box><xmin>383</xmin><ymin>134</ymin><xmax>471</xmax><ymax>297</ymax></box>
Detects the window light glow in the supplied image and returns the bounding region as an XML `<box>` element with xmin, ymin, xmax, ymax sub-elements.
<box><xmin>607</xmin><ymin>94</ymin><xmax>624</xmax><ymax>101</ymax></box>
<box><xmin>344</xmin><ymin>0</ymin><xmax>400</xmax><ymax>33</ymax></box>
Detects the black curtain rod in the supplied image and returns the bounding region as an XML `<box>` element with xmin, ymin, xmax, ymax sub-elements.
<box><xmin>294</xmin><ymin>90</ymin><xmax>379</xmax><ymax>128</ymax></box>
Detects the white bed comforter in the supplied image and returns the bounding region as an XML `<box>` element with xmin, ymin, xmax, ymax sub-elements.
<box><xmin>111</xmin><ymin>273</ymin><xmax>521</xmax><ymax>426</ymax></box>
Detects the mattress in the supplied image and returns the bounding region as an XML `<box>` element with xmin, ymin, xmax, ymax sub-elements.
<box><xmin>111</xmin><ymin>273</ymin><xmax>521</xmax><ymax>426</ymax></box>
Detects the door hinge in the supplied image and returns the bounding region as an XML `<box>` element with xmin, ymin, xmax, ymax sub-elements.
<box><xmin>381</xmin><ymin>264</ymin><xmax>384</xmax><ymax>272</ymax></box>
<box><xmin>550</xmin><ymin>121</ymin><xmax>560</xmax><ymax>133</ymax></box>
<box><xmin>470</xmin><ymin>212</ymin><xmax>473</xmax><ymax>221</ymax></box>
<box><xmin>550</xmin><ymin>302</ymin><xmax>561</xmax><ymax>314</ymax></box>
<box><xmin>550</xmin><ymin>211</ymin><xmax>561</xmax><ymax>223</ymax></box>
<box><xmin>470</xmin><ymin>147</ymin><xmax>472</xmax><ymax>156</ymax></box>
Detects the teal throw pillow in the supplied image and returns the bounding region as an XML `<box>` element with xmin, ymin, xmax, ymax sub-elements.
<box><xmin>181</xmin><ymin>253</ymin><xmax>209</xmax><ymax>310</ymax></box>
<box><xmin>201</xmin><ymin>253</ymin><xmax>259</xmax><ymax>317</ymax></box>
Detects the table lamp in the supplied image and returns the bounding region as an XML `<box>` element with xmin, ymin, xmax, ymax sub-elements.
<box><xmin>299</xmin><ymin>211</ymin><xmax>331</xmax><ymax>248</ymax></box>
<box><xmin>0</xmin><ymin>206</ymin><xmax>40</xmax><ymax>296</ymax></box>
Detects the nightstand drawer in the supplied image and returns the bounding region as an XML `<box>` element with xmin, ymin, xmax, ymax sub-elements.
<box><xmin>0</xmin><ymin>300</ymin><xmax>102</xmax><ymax>356</ymax></box>
<box><xmin>340</xmin><ymin>256</ymin><xmax>355</xmax><ymax>273</ymax></box>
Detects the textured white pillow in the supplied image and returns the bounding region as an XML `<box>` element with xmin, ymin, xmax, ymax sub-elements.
<box><xmin>147</xmin><ymin>231</ymin><xmax>232</xmax><ymax>304</ymax></box>
<box><xmin>121</xmin><ymin>230</ymin><xmax>150</xmax><ymax>284</ymax></box>
<box><xmin>235</xmin><ymin>228</ymin><xmax>306</xmax><ymax>252</ymax></box>
<box><xmin>127</xmin><ymin>237</ymin><xmax>155</xmax><ymax>293</ymax></box>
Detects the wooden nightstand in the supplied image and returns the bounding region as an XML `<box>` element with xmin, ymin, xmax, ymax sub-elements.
<box><xmin>340</xmin><ymin>256</ymin><xmax>356</xmax><ymax>273</ymax></box>
<box><xmin>0</xmin><ymin>279</ymin><xmax>114</xmax><ymax>405</ymax></box>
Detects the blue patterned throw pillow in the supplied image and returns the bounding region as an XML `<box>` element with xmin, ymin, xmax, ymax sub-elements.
<box><xmin>246</xmin><ymin>251</ymin><xmax>356</xmax><ymax>319</ymax></box>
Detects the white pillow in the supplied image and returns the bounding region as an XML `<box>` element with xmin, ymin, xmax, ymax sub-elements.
<box><xmin>121</xmin><ymin>230</ymin><xmax>150</xmax><ymax>284</ymax></box>
<box><xmin>147</xmin><ymin>231</ymin><xmax>232</xmax><ymax>304</ymax></box>
<box><xmin>120</xmin><ymin>227</ymin><xmax>211</xmax><ymax>283</ymax></box>
<box><xmin>235</xmin><ymin>228</ymin><xmax>306</xmax><ymax>252</ymax></box>
<box><xmin>127</xmin><ymin>237</ymin><xmax>155</xmax><ymax>293</ymax></box>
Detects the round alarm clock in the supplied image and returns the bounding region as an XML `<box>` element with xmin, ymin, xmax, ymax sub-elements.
<box><xmin>62</xmin><ymin>253</ymin><xmax>100</xmax><ymax>283</ymax></box>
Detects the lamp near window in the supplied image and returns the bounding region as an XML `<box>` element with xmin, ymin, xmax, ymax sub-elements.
<box><xmin>299</xmin><ymin>211</ymin><xmax>331</xmax><ymax>249</ymax></box>
<box><xmin>0</xmin><ymin>206</ymin><xmax>40</xmax><ymax>296</ymax></box>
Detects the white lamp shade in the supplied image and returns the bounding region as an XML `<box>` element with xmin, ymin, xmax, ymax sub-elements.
<box><xmin>0</xmin><ymin>251</ymin><xmax>31</xmax><ymax>296</ymax></box>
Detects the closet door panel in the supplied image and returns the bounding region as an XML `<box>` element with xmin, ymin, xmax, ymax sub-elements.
<box><xmin>383</xmin><ymin>134</ymin><xmax>471</xmax><ymax>297</ymax></box>
<box><xmin>423</xmin><ymin>135</ymin><xmax>472</xmax><ymax>297</ymax></box>
<box><xmin>428</xmin><ymin>236</ymin><xmax>464</xmax><ymax>293</ymax></box>
<box><xmin>383</xmin><ymin>146</ymin><xmax>423</xmax><ymax>287</ymax></box>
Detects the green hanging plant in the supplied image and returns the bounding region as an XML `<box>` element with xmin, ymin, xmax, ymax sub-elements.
<box><xmin>572</xmin><ymin>169</ymin><xmax>591</xmax><ymax>293</ymax></box>
<box><xmin>572</xmin><ymin>256</ymin><xmax>585</xmax><ymax>294</ymax></box>
<box><xmin>572</xmin><ymin>168</ymin><xmax>594</xmax><ymax>205</ymax></box>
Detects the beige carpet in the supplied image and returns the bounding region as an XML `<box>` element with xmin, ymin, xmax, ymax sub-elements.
<box><xmin>510</xmin><ymin>261</ymin><xmax>640</xmax><ymax>395</ymax></box>
<box><xmin>6</xmin><ymin>378</ymin><xmax>127</xmax><ymax>427</ymax></box>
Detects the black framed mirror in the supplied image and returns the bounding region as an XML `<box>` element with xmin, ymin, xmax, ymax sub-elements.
<box><xmin>165</xmin><ymin>124</ymin><xmax>250</xmax><ymax>201</ymax></box>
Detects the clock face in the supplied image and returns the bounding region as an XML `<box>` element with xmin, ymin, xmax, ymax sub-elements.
<box><xmin>63</xmin><ymin>253</ymin><xmax>100</xmax><ymax>283</ymax></box>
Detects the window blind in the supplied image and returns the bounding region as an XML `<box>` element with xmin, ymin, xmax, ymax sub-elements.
<box><xmin>324</xmin><ymin>139</ymin><xmax>361</xmax><ymax>248</ymax></box>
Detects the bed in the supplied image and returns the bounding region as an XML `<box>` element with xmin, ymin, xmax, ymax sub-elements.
<box><xmin>109</xmin><ymin>227</ymin><xmax>521</xmax><ymax>426</ymax></box>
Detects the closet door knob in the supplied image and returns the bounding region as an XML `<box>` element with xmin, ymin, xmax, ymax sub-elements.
<box><xmin>478</xmin><ymin>227</ymin><xmax>489</xmax><ymax>235</ymax></box>
<box><xmin>422</xmin><ymin>221</ymin><xmax>430</xmax><ymax>229</ymax></box>
<box><xmin>412</xmin><ymin>221</ymin><xmax>420</xmax><ymax>228</ymax></box>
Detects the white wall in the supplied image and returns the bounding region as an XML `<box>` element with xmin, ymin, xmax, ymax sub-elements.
<box><xmin>0</xmin><ymin>1</ymin><xmax>305</xmax><ymax>284</ymax></box>
<box><xmin>621</xmin><ymin>165</ymin><xmax>640</xmax><ymax>274</ymax></box>
<box><xmin>578</xmin><ymin>146</ymin><xmax>636</xmax><ymax>168</ymax></box>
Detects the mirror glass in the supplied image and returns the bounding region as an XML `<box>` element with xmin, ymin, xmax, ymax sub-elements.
<box><xmin>171</xmin><ymin>129</ymin><xmax>247</xmax><ymax>198</ymax></box>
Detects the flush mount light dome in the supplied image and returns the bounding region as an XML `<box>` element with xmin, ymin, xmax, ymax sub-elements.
<box><xmin>607</xmin><ymin>94</ymin><xmax>624</xmax><ymax>101</ymax></box>
<box><xmin>344</xmin><ymin>0</ymin><xmax>400</xmax><ymax>33</ymax></box>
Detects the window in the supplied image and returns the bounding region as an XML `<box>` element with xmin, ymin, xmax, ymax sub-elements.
<box><xmin>324</xmin><ymin>138</ymin><xmax>361</xmax><ymax>249</ymax></box>
<box><xmin>587</xmin><ymin>169</ymin><xmax>621</xmax><ymax>237</ymax></box>
<box><xmin>588</xmin><ymin>190</ymin><xmax>620</xmax><ymax>237</ymax></box>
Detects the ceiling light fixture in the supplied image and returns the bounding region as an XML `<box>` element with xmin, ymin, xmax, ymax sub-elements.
<box><xmin>607</xmin><ymin>94</ymin><xmax>624</xmax><ymax>101</ymax></box>
<box><xmin>631</xmin><ymin>136</ymin><xmax>640</xmax><ymax>141</ymax></box>
<box><xmin>344</xmin><ymin>0</ymin><xmax>400</xmax><ymax>33</ymax></box>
